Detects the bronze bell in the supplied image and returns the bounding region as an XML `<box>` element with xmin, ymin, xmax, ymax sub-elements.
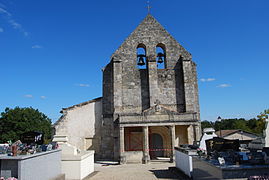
<box><xmin>137</xmin><ymin>55</ymin><xmax>145</xmax><ymax>66</ymax></box>
<box><xmin>157</xmin><ymin>53</ymin><xmax>164</xmax><ymax>63</ymax></box>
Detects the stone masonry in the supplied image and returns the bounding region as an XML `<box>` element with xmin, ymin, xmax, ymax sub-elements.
<box><xmin>101</xmin><ymin>14</ymin><xmax>201</xmax><ymax>162</ymax></box>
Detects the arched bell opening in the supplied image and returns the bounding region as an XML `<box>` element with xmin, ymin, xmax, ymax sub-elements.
<box><xmin>156</xmin><ymin>43</ymin><xmax>166</xmax><ymax>69</ymax></box>
<box><xmin>137</xmin><ymin>44</ymin><xmax>147</xmax><ymax>69</ymax></box>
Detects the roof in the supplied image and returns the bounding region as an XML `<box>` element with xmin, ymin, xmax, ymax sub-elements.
<box><xmin>53</xmin><ymin>97</ymin><xmax>102</xmax><ymax>127</ymax></box>
<box><xmin>61</xmin><ymin>97</ymin><xmax>102</xmax><ymax>112</ymax></box>
<box><xmin>215</xmin><ymin>129</ymin><xmax>259</xmax><ymax>137</ymax></box>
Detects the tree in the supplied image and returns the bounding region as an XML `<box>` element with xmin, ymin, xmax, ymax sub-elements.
<box><xmin>200</xmin><ymin>110</ymin><xmax>269</xmax><ymax>136</ymax></box>
<box><xmin>255</xmin><ymin>109</ymin><xmax>269</xmax><ymax>136</ymax></box>
<box><xmin>0</xmin><ymin>107</ymin><xmax>52</xmax><ymax>143</ymax></box>
<box><xmin>201</xmin><ymin>120</ymin><xmax>214</xmax><ymax>129</ymax></box>
<box><xmin>257</xmin><ymin>109</ymin><xmax>269</xmax><ymax>121</ymax></box>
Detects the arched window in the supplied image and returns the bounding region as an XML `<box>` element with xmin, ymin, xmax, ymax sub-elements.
<box><xmin>137</xmin><ymin>44</ymin><xmax>147</xmax><ymax>69</ymax></box>
<box><xmin>156</xmin><ymin>43</ymin><xmax>166</xmax><ymax>69</ymax></box>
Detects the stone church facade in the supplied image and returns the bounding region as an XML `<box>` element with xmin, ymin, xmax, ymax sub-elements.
<box><xmin>54</xmin><ymin>14</ymin><xmax>201</xmax><ymax>163</ymax></box>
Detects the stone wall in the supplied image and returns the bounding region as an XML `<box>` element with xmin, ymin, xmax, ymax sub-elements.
<box><xmin>103</xmin><ymin>14</ymin><xmax>199</xmax><ymax>117</ymax></box>
<box><xmin>109</xmin><ymin>15</ymin><xmax>194</xmax><ymax>115</ymax></box>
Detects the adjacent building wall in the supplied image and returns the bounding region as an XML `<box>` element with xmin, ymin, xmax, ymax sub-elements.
<box><xmin>225</xmin><ymin>132</ymin><xmax>258</xmax><ymax>141</ymax></box>
<box><xmin>54</xmin><ymin>98</ymin><xmax>102</xmax><ymax>157</ymax></box>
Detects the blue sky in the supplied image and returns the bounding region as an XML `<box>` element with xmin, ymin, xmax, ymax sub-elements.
<box><xmin>0</xmin><ymin>0</ymin><xmax>268</xmax><ymax>122</ymax></box>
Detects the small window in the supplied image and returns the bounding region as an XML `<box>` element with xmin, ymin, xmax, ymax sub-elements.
<box><xmin>156</xmin><ymin>44</ymin><xmax>166</xmax><ymax>69</ymax></box>
<box><xmin>137</xmin><ymin>44</ymin><xmax>147</xmax><ymax>69</ymax></box>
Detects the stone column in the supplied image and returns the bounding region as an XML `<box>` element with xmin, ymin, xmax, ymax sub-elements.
<box><xmin>187</xmin><ymin>125</ymin><xmax>194</xmax><ymax>145</ymax></box>
<box><xmin>182</xmin><ymin>59</ymin><xmax>195</xmax><ymax>112</ymax></box>
<box><xmin>143</xmin><ymin>126</ymin><xmax>150</xmax><ymax>164</ymax></box>
<box><xmin>193</xmin><ymin>124</ymin><xmax>201</xmax><ymax>142</ymax></box>
<box><xmin>147</xmin><ymin>55</ymin><xmax>159</xmax><ymax>107</ymax></box>
<box><xmin>112</xmin><ymin>56</ymin><xmax>122</xmax><ymax>113</ymax></box>
<box><xmin>169</xmin><ymin>125</ymin><xmax>176</xmax><ymax>162</ymax></box>
<box><xmin>119</xmin><ymin>126</ymin><xmax>126</xmax><ymax>164</ymax></box>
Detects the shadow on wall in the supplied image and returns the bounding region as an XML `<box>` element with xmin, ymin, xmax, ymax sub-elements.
<box><xmin>174</xmin><ymin>57</ymin><xmax>185</xmax><ymax>113</ymax></box>
<box><xmin>140</xmin><ymin>69</ymin><xmax>150</xmax><ymax>111</ymax></box>
<box><xmin>87</xmin><ymin>99</ymin><xmax>102</xmax><ymax>160</ymax></box>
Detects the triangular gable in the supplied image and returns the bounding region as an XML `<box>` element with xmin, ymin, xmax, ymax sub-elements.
<box><xmin>142</xmin><ymin>103</ymin><xmax>179</xmax><ymax>116</ymax></box>
<box><xmin>112</xmin><ymin>14</ymin><xmax>191</xmax><ymax>59</ymax></box>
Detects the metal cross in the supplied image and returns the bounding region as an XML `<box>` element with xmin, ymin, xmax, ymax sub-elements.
<box><xmin>147</xmin><ymin>1</ymin><xmax>152</xmax><ymax>14</ymax></box>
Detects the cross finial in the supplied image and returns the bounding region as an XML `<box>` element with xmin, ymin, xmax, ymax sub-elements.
<box><xmin>147</xmin><ymin>1</ymin><xmax>151</xmax><ymax>14</ymax></box>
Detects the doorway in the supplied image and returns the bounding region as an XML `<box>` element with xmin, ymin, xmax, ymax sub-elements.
<box><xmin>150</xmin><ymin>133</ymin><xmax>164</xmax><ymax>159</ymax></box>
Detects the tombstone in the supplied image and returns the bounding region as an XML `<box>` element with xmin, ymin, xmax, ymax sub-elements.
<box><xmin>206</xmin><ymin>137</ymin><xmax>240</xmax><ymax>155</ymax></box>
<box><xmin>248</xmin><ymin>137</ymin><xmax>264</xmax><ymax>150</ymax></box>
<box><xmin>199</xmin><ymin>128</ymin><xmax>218</xmax><ymax>151</ymax></box>
<box><xmin>247</xmin><ymin>151</ymin><xmax>266</xmax><ymax>165</ymax></box>
<box><xmin>21</xmin><ymin>131</ymin><xmax>44</xmax><ymax>145</ymax></box>
<box><xmin>0</xmin><ymin>144</ymin><xmax>9</xmax><ymax>154</ymax></box>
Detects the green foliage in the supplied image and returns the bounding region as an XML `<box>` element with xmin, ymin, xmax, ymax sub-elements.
<box><xmin>257</xmin><ymin>109</ymin><xmax>269</xmax><ymax>121</ymax></box>
<box><xmin>255</xmin><ymin>109</ymin><xmax>269</xmax><ymax>135</ymax></box>
<box><xmin>0</xmin><ymin>107</ymin><xmax>52</xmax><ymax>143</ymax></box>
<box><xmin>201</xmin><ymin>109</ymin><xmax>269</xmax><ymax>136</ymax></box>
<box><xmin>201</xmin><ymin>120</ymin><xmax>214</xmax><ymax>129</ymax></box>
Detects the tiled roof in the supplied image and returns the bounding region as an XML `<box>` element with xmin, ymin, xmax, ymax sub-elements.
<box><xmin>215</xmin><ymin>129</ymin><xmax>259</xmax><ymax>137</ymax></box>
<box><xmin>61</xmin><ymin>97</ymin><xmax>102</xmax><ymax>112</ymax></box>
<box><xmin>215</xmin><ymin>129</ymin><xmax>239</xmax><ymax>137</ymax></box>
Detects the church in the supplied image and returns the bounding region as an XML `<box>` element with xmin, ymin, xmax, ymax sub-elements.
<box><xmin>54</xmin><ymin>14</ymin><xmax>201</xmax><ymax>164</ymax></box>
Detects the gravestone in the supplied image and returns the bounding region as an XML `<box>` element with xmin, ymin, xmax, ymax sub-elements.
<box><xmin>206</xmin><ymin>137</ymin><xmax>240</xmax><ymax>154</ymax></box>
<box><xmin>21</xmin><ymin>131</ymin><xmax>44</xmax><ymax>145</ymax></box>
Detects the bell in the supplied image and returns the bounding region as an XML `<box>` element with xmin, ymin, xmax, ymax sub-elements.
<box><xmin>157</xmin><ymin>53</ymin><xmax>164</xmax><ymax>63</ymax></box>
<box><xmin>137</xmin><ymin>56</ymin><xmax>145</xmax><ymax>66</ymax></box>
<box><xmin>157</xmin><ymin>56</ymin><xmax>163</xmax><ymax>63</ymax></box>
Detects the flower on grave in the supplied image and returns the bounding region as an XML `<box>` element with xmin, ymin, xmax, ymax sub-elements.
<box><xmin>7</xmin><ymin>140</ymin><xmax>12</xmax><ymax>145</ymax></box>
<box><xmin>6</xmin><ymin>178</ymin><xmax>18</xmax><ymax>180</ymax></box>
<box><xmin>197</xmin><ymin>148</ymin><xmax>206</xmax><ymax>156</ymax></box>
<box><xmin>1</xmin><ymin>177</ymin><xmax>5</xmax><ymax>180</ymax></box>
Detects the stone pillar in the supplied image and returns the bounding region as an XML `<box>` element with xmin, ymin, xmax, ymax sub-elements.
<box><xmin>193</xmin><ymin>124</ymin><xmax>201</xmax><ymax>142</ymax></box>
<box><xmin>142</xmin><ymin>126</ymin><xmax>150</xmax><ymax>164</ymax></box>
<box><xmin>187</xmin><ymin>125</ymin><xmax>194</xmax><ymax>145</ymax></box>
<box><xmin>119</xmin><ymin>126</ymin><xmax>126</xmax><ymax>164</ymax></box>
<box><xmin>182</xmin><ymin>59</ymin><xmax>197</xmax><ymax>112</ymax></box>
<box><xmin>147</xmin><ymin>55</ymin><xmax>159</xmax><ymax>107</ymax></box>
<box><xmin>169</xmin><ymin>125</ymin><xmax>176</xmax><ymax>162</ymax></box>
<box><xmin>112</xmin><ymin>56</ymin><xmax>122</xmax><ymax>113</ymax></box>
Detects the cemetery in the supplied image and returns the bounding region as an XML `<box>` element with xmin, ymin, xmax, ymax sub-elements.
<box><xmin>0</xmin><ymin>132</ymin><xmax>94</xmax><ymax>180</ymax></box>
<box><xmin>0</xmin><ymin>132</ymin><xmax>63</xmax><ymax>180</ymax></box>
<box><xmin>175</xmin><ymin>122</ymin><xmax>269</xmax><ymax>179</ymax></box>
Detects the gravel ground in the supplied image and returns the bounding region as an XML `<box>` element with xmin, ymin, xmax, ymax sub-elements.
<box><xmin>85</xmin><ymin>161</ymin><xmax>189</xmax><ymax>180</ymax></box>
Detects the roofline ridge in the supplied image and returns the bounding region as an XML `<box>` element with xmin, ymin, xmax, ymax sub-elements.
<box><xmin>61</xmin><ymin>97</ymin><xmax>102</xmax><ymax>112</ymax></box>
